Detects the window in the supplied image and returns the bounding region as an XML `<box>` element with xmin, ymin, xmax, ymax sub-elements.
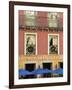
<box><xmin>59</xmin><ymin>62</ymin><xmax>63</xmax><ymax>69</ymax></box>
<box><xmin>25</xmin><ymin>33</ymin><xmax>37</xmax><ymax>55</ymax></box>
<box><xmin>24</xmin><ymin>11</ymin><xmax>36</xmax><ymax>26</ymax></box>
<box><xmin>48</xmin><ymin>34</ymin><xmax>59</xmax><ymax>54</ymax></box>
<box><xmin>48</xmin><ymin>12</ymin><xmax>58</xmax><ymax>28</ymax></box>
<box><xmin>23</xmin><ymin>63</ymin><xmax>36</xmax><ymax>79</ymax></box>
<box><xmin>43</xmin><ymin>62</ymin><xmax>52</xmax><ymax>77</ymax></box>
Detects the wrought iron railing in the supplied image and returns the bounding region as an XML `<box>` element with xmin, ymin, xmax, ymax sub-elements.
<box><xmin>19</xmin><ymin>15</ymin><xmax>63</xmax><ymax>31</ymax></box>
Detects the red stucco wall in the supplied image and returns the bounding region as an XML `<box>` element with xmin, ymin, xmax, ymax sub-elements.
<box><xmin>37</xmin><ymin>31</ymin><xmax>48</xmax><ymax>55</ymax></box>
<box><xmin>19</xmin><ymin>11</ymin><xmax>63</xmax><ymax>55</ymax></box>
<box><xmin>19</xmin><ymin>30</ymin><xmax>24</xmax><ymax>55</ymax></box>
<box><xmin>37</xmin><ymin>12</ymin><xmax>48</xmax><ymax>26</ymax></box>
<box><xmin>59</xmin><ymin>32</ymin><xmax>63</xmax><ymax>54</ymax></box>
<box><xmin>19</xmin><ymin>30</ymin><xmax>63</xmax><ymax>55</ymax></box>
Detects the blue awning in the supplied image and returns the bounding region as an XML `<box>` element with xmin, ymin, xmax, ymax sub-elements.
<box><xmin>32</xmin><ymin>68</ymin><xmax>52</xmax><ymax>75</ymax></box>
<box><xmin>52</xmin><ymin>68</ymin><xmax>63</xmax><ymax>74</ymax></box>
<box><xmin>19</xmin><ymin>69</ymin><xmax>32</xmax><ymax>76</ymax></box>
<box><xmin>19</xmin><ymin>68</ymin><xmax>63</xmax><ymax>76</ymax></box>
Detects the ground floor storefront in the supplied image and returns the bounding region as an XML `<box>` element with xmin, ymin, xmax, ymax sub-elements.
<box><xmin>19</xmin><ymin>55</ymin><xmax>63</xmax><ymax>79</ymax></box>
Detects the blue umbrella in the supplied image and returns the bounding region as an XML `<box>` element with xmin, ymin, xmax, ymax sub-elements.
<box><xmin>19</xmin><ymin>69</ymin><xmax>31</xmax><ymax>76</ymax></box>
<box><xmin>52</xmin><ymin>68</ymin><xmax>63</xmax><ymax>74</ymax></box>
<box><xmin>32</xmin><ymin>68</ymin><xmax>52</xmax><ymax>75</ymax></box>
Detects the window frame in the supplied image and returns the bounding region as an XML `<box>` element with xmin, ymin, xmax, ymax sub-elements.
<box><xmin>24</xmin><ymin>32</ymin><xmax>37</xmax><ymax>55</ymax></box>
<box><xmin>24</xmin><ymin>10</ymin><xmax>37</xmax><ymax>26</ymax></box>
<box><xmin>48</xmin><ymin>12</ymin><xmax>58</xmax><ymax>28</ymax></box>
<box><xmin>48</xmin><ymin>34</ymin><xmax>59</xmax><ymax>55</ymax></box>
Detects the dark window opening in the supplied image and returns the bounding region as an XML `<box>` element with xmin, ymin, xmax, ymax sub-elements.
<box><xmin>24</xmin><ymin>63</ymin><xmax>36</xmax><ymax>79</ymax></box>
<box><xmin>50</xmin><ymin>38</ymin><xmax>53</xmax><ymax>46</ymax></box>
<box><xmin>59</xmin><ymin>62</ymin><xmax>63</xmax><ymax>69</ymax></box>
<box><xmin>43</xmin><ymin>63</ymin><xmax>52</xmax><ymax>78</ymax></box>
<box><xmin>58</xmin><ymin>62</ymin><xmax>63</xmax><ymax>77</ymax></box>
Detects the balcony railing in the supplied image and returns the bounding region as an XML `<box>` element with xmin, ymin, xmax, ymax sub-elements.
<box><xmin>19</xmin><ymin>15</ymin><xmax>63</xmax><ymax>32</ymax></box>
<box><xmin>19</xmin><ymin>25</ymin><xmax>63</xmax><ymax>32</ymax></box>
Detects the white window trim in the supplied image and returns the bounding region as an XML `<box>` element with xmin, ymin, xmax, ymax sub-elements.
<box><xmin>24</xmin><ymin>32</ymin><xmax>37</xmax><ymax>55</ymax></box>
<box><xmin>48</xmin><ymin>34</ymin><xmax>59</xmax><ymax>55</ymax></box>
<box><xmin>42</xmin><ymin>60</ymin><xmax>53</xmax><ymax>63</ymax></box>
<box><xmin>25</xmin><ymin>61</ymin><xmax>37</xmax><ymax>64</ymax></box>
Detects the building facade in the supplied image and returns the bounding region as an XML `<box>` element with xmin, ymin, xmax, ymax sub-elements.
<box><xmin>19</xmin><ymin>10</ymin><xmax>63</xmax><ymax>78</ymax></box>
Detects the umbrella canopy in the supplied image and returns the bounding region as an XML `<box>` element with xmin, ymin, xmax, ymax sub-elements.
<box><xmin>19</xmin><ymin>68</ymin><xmax>63</xmax><ymax>76</ymax></box>
<box><xmin>19</xmin><ymin>69</ymin><xmax>32</xmax><ymax>76</ymax></box>
<box><xmin>52</xmin><ymin>68</ymin><xmax>63</xmax><ymax>74</ymax></box>
<box><xmin>32</xmin><ymin>68</ymin><xmax>52</xmax><ymax>75</ymax></box>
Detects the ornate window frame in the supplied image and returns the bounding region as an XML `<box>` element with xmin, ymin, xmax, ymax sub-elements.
<box><xmin>24</xmin><ymin>32</ymin><xmax>37</xmax><ymax>55</ymax></box>
<box><xmin>48</xmin><ymin>34</ymin><xmax>59</xmax><ymax>55</ymax></box>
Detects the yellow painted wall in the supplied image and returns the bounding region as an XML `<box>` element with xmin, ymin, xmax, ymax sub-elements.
<box><xmin>19</xmin><ymin>55</ymin><xmax>63</xmax><ymax>70</ymax></box>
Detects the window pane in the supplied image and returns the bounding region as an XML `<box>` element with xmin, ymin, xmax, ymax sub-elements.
<box><xmin>49</xmin><ymin>35</ymin><xmax>58</xmax><ymax>54</ymax></box>
<box><xmin>25</xmin><ymin>11</ymin><xmax>35</xmax><ymax>16</ymax></box>
<box><xmin>26</xmin><ymin>34</ymin><xmax>36</xmax><ymax>55</ymax></box>
<box><xmin>25</xmin><ymin>19</ymin><xmax>35</xmax><ymax>26</ymax></box>
<box><xmin>25</xmin><ymin>11</ymin><xmax>36</xmax><ymax>26</ymax></box>
<box><xmin>48</xmin><ymin>12</ymin><xmax>58</xmax><ymax>28</ymax></box>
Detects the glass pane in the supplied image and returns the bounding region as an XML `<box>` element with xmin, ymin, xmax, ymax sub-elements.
<box><xmin>48</xmin><ymin>12</ymin><xmax>58</xmax><ymax>27</ymax></box>
<box><xmin>25</xmin><ymin>11</ymin><xmax>36</xmax><ymax>26</ymax></box>
<box><xmin>25</xmin><ymin>19</ymin><xmax>35</xmax><ymax>26</ymax></box>
<box><xmin>25</xmin><ymin>11</ymin><xmax>35</xmax><ymax>15</ymax></box>
<box><xmin>49</xmin><ymin>20</ymin><xmax>58</xmax><ymax>27</ymax></box>
<box><xmin>25</xmin><ymin>11</ymin><xmax>35</xmax><ymax>19</ymax></box>
<box><xmin>26</xmin><ymin>34</ymin><xmax>36</xmax><ymax>55</ymax></box>
<box><xmin>49</xmin><ymin>35</ymin><xmax>58</xmax><ymax>54</ymax></box>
